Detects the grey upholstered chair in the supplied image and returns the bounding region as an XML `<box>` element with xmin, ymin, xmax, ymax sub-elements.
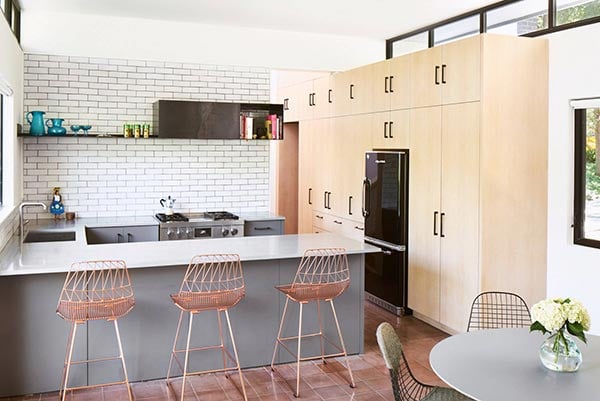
<box><xmin>467</xmin><ymin>291</ymin><xmax>531</xmax><ymax>332</ymax></box>
<box><xmin>376</xmin><ymin>322</ymin><xmax>473</xmax><ymax>401</ymax></box>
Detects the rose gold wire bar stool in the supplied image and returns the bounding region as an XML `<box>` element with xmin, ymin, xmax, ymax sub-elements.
<box><xmin>166</xmin><ymin>254</ymin><xmax>248</xmax><ymax>401</ymax></box>
<box><xmin>56</xmin><ymin>260</ymin><xmax>135</xmax><ymax>401</ymax></box>
<box><xmin>270</xmin><ymin>248</ymin><xmax>356</xmax><ymax>397</ymax></box>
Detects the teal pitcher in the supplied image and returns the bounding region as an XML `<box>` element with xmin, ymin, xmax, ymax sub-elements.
<box><xmin>26</xmin><ymin>111</ymin><xmax>46</xmax><ymax>136</ymax></box>
<box><xmin>46</xmin><ymin>118</ymin><xmax>67</xmax><ymax>136</ymax></box>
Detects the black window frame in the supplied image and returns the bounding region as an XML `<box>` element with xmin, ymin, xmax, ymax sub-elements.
<box><xmin>2</xmin><ymin>0</ymin><xmax>20</xmax><ymax>43</ymax></box>
<box><xmin>386</xmin><ymin>0</ymin><xmax>600</xmax><ymax>59</ymax></box>
<box><xmin>573</xmin><ymin>106</ymin><xmax>600</xmax><ymax>249</ymax></box>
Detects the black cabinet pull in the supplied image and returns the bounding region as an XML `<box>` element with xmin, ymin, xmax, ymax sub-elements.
<box><xmin>384</xmin><ymin>121</ymin><xmax>388</xmax><ymax>138</ymax></box>
<box><xmin>308</xmin><ymin>188</ymin><xmax>312</xmax><ymax>205</ymax></box>
<box><xmin>389</xmin><ymin>121</ymin><xmax>394</xmax><ymax>138</ymax></box>
<box><xmin>127</xmin><ymin>233</ymin><xmax>133</xmax><ymax>242</ymax></box>
<box><xmin>308</xmin><ymin>93</ymin><xmax>312</xmax><ymax>106</ymax></box>
<box><xmin>349</xmin><ymin>196</ymin><xmax>353</xmax><ymax>215</ymax></box>
<box><xmin>435</xmin><ymin>66</ymin><xmax>440</xmax><ymax>85</ymax></box>
<box><xmin>328</xmin><ymin>89</ymin><xmax>332</xmax><ymax>103</ymax></box>
<box><xmin>334</xmin><ymin>220</ymin><xmax>342</xmax><ymax>225</ymax></box>
<box><xmin>350</xmin><ymin>84</ymin><xmax>354</xmax><ymax>99</ymax></box>
<box><xmin>389</xmin><ymin>75</ymin><xmax>394</xmax><ymax>93</ymax></box>
<box><xmin>312</xmin><ymin>93</ymin><xmax>316</xmax><ymax>106</ymax></box>
<box><xmin>385</xmin><ymin>76</ymin><xmax>389</xmax><ymax>93</ymax></box>
<box><xmin>441</xmin><ymin>64</ymin><xmax>447</xmax><ymax>84</ymax></box>
<box><xmin>254</xmin><ymin>226</ymin><xmax>272</xmax><ymax>231</ymax></box>
<box><xmin>117</xmin><ymin>232</ymin><xmax>124</xmax><ymax>243</ymax></box>
<box><xmin>440</xmin><ymin>212</ymin><xmax>446</xmax><ymax>237</ymax></box>
<box><xmin>324</xmin><ymin>191</ymin><xmax>327</xmax><ymax>209</ymax></box>
<box><xmin>433</xmin><ymin>211</ymin><xmax>438</xmax><ymax>236</ymax></box>
<box><xmin>354</xmin><ymin>226</ymin><xmax>364</xmax><ymax>231</ymax></box>
<box><xmin>316</xmin><ymin>215</ymin><xmax>324</xmax><ymax>219</ymax></box>
<box><xmin>327</xmin><ymin>192</ymin><xmax>332</xmax><ymax>209</ymax></box>
<box><xmin>283</xmin><ymin>98</ymin><xmax>289</xmax><ymax>110</ymax></box>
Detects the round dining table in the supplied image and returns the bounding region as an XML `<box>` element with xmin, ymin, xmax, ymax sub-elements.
<box><xmin>429</xmin><ymin>328</ymin><xmax>600</xmax><ymax>401</ymax></box>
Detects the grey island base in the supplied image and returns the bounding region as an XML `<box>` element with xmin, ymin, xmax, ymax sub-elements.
<box><xmin>0</xmin><ymin>232</ymin><xmax>379</xmax><ymax>397</ymax></box>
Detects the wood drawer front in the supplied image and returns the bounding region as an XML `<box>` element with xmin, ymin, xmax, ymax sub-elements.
<box><xmin>312</xmin><ymin>212</ymin><xmax>364</xmax><ymax>241</ymax></box>
<box><xmin>244</xmin><ymin>220</ymin><xmax>284</xmax><ymax>236</ymax></box>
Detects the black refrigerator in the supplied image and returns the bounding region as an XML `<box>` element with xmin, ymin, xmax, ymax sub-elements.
<box><xmin>362</xmin><ymin>151</ymin><xmax>409</xmax><ymax>315</ymax></box>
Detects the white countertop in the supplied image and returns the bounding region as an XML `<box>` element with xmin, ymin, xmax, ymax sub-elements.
<box><xmin>240</xmin><ymin>212</ymin><xmax>285</xmax><ymax>221</ymax></box>
<box><xmin>0</xmin><ymin>217</ymin><xmax>378</xmax><ymax>276</ymax></box>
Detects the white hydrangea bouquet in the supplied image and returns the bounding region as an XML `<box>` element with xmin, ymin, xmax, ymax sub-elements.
<box><xmin>530</xmin><ymin>298</ymin><xmax>591</xmax><ymax>371</ymax></box>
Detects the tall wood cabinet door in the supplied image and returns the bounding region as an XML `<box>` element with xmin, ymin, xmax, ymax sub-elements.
<box><xmin>408</xmin><ymin>106</ymin><xmax>442</xmax><ymax>321</ymax></box>
<box><xmin>441</xmin><ymin>35</ymin><xmax>481</xmax><ymax>105</ymax></box>
<box><xmin>312</xmin><ymin>119</ymin><xmax>334</xmax><ymax>213</ymax></box>
<box><xmin>388</xmin><ymin>109</ymin><xmax>410</xmax><ymax>148</ymax></box>
<box><xmin>298</xmin><ymin>121</ymin><xmax>316</xmax><ymax>233</ymax></box>
<box><xmin>280</xmin><ymin>84</ymin><xmax>299</xmax><ymax>123</ymax></box>
<box><xmin>333</xmin><ymin>71</ymin><xmax>352</xmax><ymax>117</ymax></box>
<box><xmin>341</xmin><ymin>114</ymin><xmax>371</xmax><ymax>220</ymax></box>
<box><xmin>298</xmin><ymin>80</ymin><xmax>315</xmax><ymax>121</ymax></box>
<box><xmin>410</xmin><ymin>46</ymin><xmax>442</xmax><ymax>108</ymax></box>
<box><xmin>439</xmin><ymin>102</ymin><xmax>481</xmax><ymax>332</ymax></box>
<box><xmin>388</xmin><ymin>54</ymin><xmax>411</xmax><ymax>110</ymax></box>
<box><xmin>313</xmin><ymin>75</ymin><xmax>334</xmax><ymax>119</ymax></box>
<box><xmin>366</xmin><ymin>60</ymin><xmax>391</xmax><ymax>113</ymax></box>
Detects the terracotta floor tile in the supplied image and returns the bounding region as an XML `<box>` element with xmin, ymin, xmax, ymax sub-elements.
<box><xmin>5</xmin><ymin>302</ymin><xmax>449</xmax><ymax>401</ymax></box>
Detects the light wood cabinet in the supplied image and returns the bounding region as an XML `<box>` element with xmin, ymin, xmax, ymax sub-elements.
<box><xmin>333</xmin><ymin>66</ymin><xmax>369</xmax><ymax>116</ymax></box>
<box><xmin>408</xmin><ymin>35</ymin><xmax>547</xmax><ymax>333</ymax></box>
<box><xmin>371</xmin><ymin>109</ymin><xmax>410</xmax><ymax>150</ymax></box>
<box><xmin>313</xmin><ymin>75</ymin><xmax>334</xmax><ymax>119</ymax></box>
<box><xmin>297</xmin><ymin>121</ymin><xmax>317</xmax><ymax>234</ymax></box>
<box><xmin>279</xmin><ymin>84</ymin><xmax>301</xmax><ymax>123</ymax></box>
<box><xmin>410</xmin><ymin>35</ymin><xmax>480</xmax><ymax>108</ymax></box>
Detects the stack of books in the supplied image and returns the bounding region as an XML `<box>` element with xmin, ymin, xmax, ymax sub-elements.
<box><xmin>240</xmin><ymin>112</ymin><xmax>283</xmax><ymax>140</ymax></box>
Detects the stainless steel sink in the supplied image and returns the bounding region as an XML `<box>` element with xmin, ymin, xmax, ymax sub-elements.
<box><xmin>23</xmin><ymin>231</ymin><xmax>76</xmax><ymax>243</ymax></box>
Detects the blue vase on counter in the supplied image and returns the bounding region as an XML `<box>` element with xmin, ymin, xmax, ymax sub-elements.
<box><xmin>46</xmin><ymin>118</ymin><xmax>67</xmax><ymax>136</ymax></box>
<box><xmin>26</xmin><ymin>110</ymin><xmax>46</xmax><ymax>136</ymax></box>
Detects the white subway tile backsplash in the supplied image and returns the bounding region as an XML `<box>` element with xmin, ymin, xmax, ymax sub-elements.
<box><xmin>22</xmin><ymin>53</ymin><xmax>272</xmax><ymax>220</ymax></box>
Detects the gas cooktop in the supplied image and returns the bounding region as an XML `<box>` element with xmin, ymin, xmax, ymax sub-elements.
<box><xmin>155</xmin><ymin>211</ymin><xmax>239</xmax><ymax>223</ymax></box>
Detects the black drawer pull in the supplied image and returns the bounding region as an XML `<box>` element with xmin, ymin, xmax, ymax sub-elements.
<box><xmin>333</xmin><ymin>220</ymin><xmax>342</xmax><ymax>225</ymax></box>
<box><xmin>316</xmin><ymin>215</ymin><xmax>324</xmax><ymax>219</ymax></box>
<box><xmin>354</xmin><ymin>226</ymin><xmax>364</xmax><ymax>231</ymax></box>
<box><xmin>254</xmin><ymin>227</ymin><xmax>272</xmax><ymax>231</ymax></box>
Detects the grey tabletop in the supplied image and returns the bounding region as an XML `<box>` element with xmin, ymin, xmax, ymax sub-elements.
<box><xmin>429</xmin><ymin>328</ymin><xmax>600</xmax><ymax>401</ymax></box>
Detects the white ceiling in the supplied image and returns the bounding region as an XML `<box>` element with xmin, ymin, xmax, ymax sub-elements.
<box><xmin>18</xmin><ymin>0</ymin><xmax>500</xmax><ymax>40</ymax></box>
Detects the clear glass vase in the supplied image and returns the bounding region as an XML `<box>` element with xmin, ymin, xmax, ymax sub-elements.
<box><xmin>539</xmin><ymin>329</ymin><xmax>582</xmax><ymax>372</ymax></box>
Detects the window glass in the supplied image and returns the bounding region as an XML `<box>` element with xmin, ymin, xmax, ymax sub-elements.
<box><xmin>556</xmin><ymin>0</ymin><xmax>600</xmax><ymax>25</ymax></box>
<box><xmin>574</xmin><ymin>106</ymin><xmax>600</xmax><ymax>247</ymax></box>
<box><xmin>486</xmin><ymin>0</ymin><xmax>548</xmax><ymax>35</ymax></box>
<box><xmin>391</xmin><ymin>32</ymin><xmax>428</xmax><ymax>57</ymax></box>
<box><xmin>434</xmin><ymin>14</ymin><xmax>480</xmax><ymax>46</ymax></box>
<box><xmin>0</xmin><ymin>0</ymin><xmax>5</xmax><ymax>13</ymax></box>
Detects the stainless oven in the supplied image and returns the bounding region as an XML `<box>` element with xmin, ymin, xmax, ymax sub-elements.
<box><xmin>156</xmin><ymin>212</ymin><xmax>244</xmax><ymax>241</ymax></box>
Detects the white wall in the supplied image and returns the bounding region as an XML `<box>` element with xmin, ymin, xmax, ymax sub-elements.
<box><xmin>21</xmin><ymin>11</ymin><xmax>384</xmax><ymax>72</ymax></box>
<box><xmin>0</xmin><ymin>14</ymin><xmax>23</xmax><ymax>232</ymax></box>
<box><xmin>546</xmin><ymin>23</ymin><xmax>600</xmax><ymax>333</ymax></box>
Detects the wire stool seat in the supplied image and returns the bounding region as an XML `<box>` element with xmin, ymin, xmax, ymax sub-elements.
<box><xmin>56</xmin><ymin>260</ymin><xmax>135</xmax><ymax>401</ymax></box>
<box><xmin>270</xmin><ymin>248</ymin><xmax>355</xmax><ymax>398</ymax></box>
<box><xmin>467</xmin><ymin>291</ymin><xmax>532</xmax><ymax>332</ymax></box>
<box><xmin>166</xmin><ymin>254</ymin><xmax>248</xmax><ymax>401</ymax></box>
<box><xmin>376</xmin><ymin>322</ymin><xmax>474</xmax><ymax>401</ymax></box>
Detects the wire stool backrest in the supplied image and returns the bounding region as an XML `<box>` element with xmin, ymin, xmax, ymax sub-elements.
<box><xmin>376</xmin><ymin>323</ymin><xmax>433</xmax><ymax>401</ymax></box>
<box><xmin>57</xmin><ymin>260</ymin><xmax>135</xmax><ymax>321</ymax></box>
<box><xmin>467</xmin><ymin>291</ymin><xmax>532</xmax><ymax>331</ymax></box>
<box><xmin>178</xmin><ymin>254</ymin><xmax>245</xmax><ymax>294</ymax></box>
<box><xmin>291</xmin><ymin>248</ymin><xmax>350</xmax><ymax>288</ymax></box>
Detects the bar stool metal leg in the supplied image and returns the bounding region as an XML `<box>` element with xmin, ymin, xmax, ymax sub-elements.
<box><xmin>271</xmin><ymin>297</ymin><xmax>290</xmax><ymax>370</ymax></box>
<box><xmin>224</xmin><ymin>309</ymin><xmax>248</xmax><ymax>401</ymax></box>
<box><xmin>217</xmin><ymin>310</ymin><xmax>229</xmax><ymax>375</ymax></box>
<box><xmin>181</xmin><ymin>312</ymin><xmax>194</xmax><ymax>401</ymax></box>
<box><xmin>329</xmin><ymin>299</ymin><xmax>355</xmax><ymax>388</ymax></box>
<box><xmin>295</xmin><ymin>302</ymin><xmax>304</xmax><ymax>398</ymax></box>
<box><xmin>61</xmin><ymin>322</ymin><xmax>78</xmax><ymax>401</ymax></box>
<box><xmin>317</xmin><ymin>300</ymin><xmax>326</xmax><ymax>364</ymax></box>
<box><xmin>167</xmin><ymin>310</ymin><xmax>185</xmax><ymax>382</ymax></box>
<box><xmin>113</xmin><ymin>319</ymin><xmax>134</xmax><ymax>401</ymax></box>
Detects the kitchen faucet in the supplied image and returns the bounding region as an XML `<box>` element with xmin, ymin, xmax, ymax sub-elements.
<box><xmin>19</xmin><ymin>202</ymin><xmax>47</xmax><ymax>239</ymax></box>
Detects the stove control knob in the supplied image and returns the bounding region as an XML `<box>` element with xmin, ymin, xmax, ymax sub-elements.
<box><xmin>186</xmin><ymin>227</ymin><xmax>193</xmax><ymax>239</ymax></box>
<box><xmin>222</xmin><ymin>228</ymin><xmax>229</xmax><ymax>237</ymax></box>
<box><xmin>176</xmin><ymin>228</ymin><xmax>182</xmax><ymax>239</ymax></box>
<box><xmin>231</xmin><ymin>228</ymin><xmax>238</xmax><ymax>236</ymax></box>
<box><xmin>167</xmin><ymin>228</ymin><xmax>176</xmax><ymax>240</ymax></box>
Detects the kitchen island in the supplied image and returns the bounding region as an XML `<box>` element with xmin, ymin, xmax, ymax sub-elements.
<box><xmin>0</xmin><ymin>221</ymin><xmax>378</xmax><ymax>397</ymax></box>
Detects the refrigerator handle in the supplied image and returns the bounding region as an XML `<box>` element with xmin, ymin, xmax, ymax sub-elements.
<box><xmin>362</xmin><ymin>179</ymin><xmax>370</xmax><ymax>218</ymax></box>
<box><xmin>440</xmin><ymin>212</ymin><xmax>445</xmax><ymax>237</ymax></box>
<box><xmin>382</xmin><ymin>249</ymin><xmax>392</xmax><ymax>256</ymax></box>
<box><xmin>433</xmin><ymin>211</ymin><xmax>439</xmax><ymax>236</ymax></box>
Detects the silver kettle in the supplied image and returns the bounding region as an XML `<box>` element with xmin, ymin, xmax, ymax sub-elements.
<box><xmin>160</xmin><ymin>196</ymin><xmax>176</xmax><ymax>215</ymax></box>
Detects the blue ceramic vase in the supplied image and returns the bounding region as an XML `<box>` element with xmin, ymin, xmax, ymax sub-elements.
<box><xmin>26</xmin><ymin>111</ymin><xmax>46</xmax><ymax>136</ymax></box>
